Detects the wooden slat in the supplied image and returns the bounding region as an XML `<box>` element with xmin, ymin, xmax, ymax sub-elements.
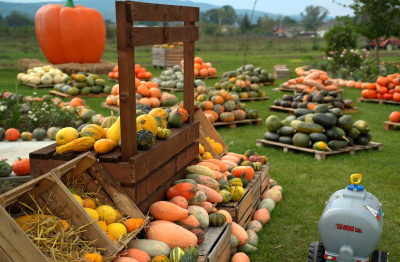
<box><xmin>129</xmin><ymin>1</ymin><xmax>199</xmax><ymax>22</ymax></box>
<box><xmin>198</xmin><ymin>225</ymin><xmax>226</xmax><ymax>257</ymax></box>
<box><xmin>100</xmin><ymin>162</ymin><xmax>136</xmax><ymax>185</ymax></box>
<box><xmin>128</xmin><ymin>121</ymin><xmax>199</xmax><ymax>181</ymax></box>
<box><xmin>128</xmin><ymin>27</ymin><xmax>199</xmax><ymax>47</ymax></box>
<box><xmin>116</xmin><ymin>1</ymin><xmax>137</xmax><ymax>161</ymax></box>
<box><xmin>29</xmin><ymin>142</ymin><xmax>58</xmax><ymax>159</ymax></box>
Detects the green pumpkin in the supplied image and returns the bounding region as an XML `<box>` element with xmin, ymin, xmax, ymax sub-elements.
<box><xmin>168</xmin><ymin>111</ymin><xmax>183</xmax><ymax>128</ymax></box>
<box><xmin>252</xmin><ymin>162</ymin><xmax>262</xmax><ymax>171</ymax></box>
<box><xmin>183</xmin><ymin>246</ymin><xmax>199</xmax><ymax>260</ymax></box>
<box><xmin>0</xmin><ymin>160</ymin><xmax>12</xmax><ymax>177</ymax></box>
<box><xmin>178</xmin><ymin>254</ymin><xmax>195</xmax><ymax>262</ymax></box>
<box><xmin>32</xmin><ymin>128</ymin><xmax>47</xmax><ymax>141</ymax></box>
<box><xmin>170</xmin><ymin>246</ymin><xmax>185</xmax><ymax>262</ymax></box>
<box><xmin>219</xmin><ymin>189</ymin><xmax>232</xmax><ymax>202</ymax></box>
<box><xmin>155</xmin><ymin>116</ymin><xmax>168</xmax><ymax>129</ymax></box>
<box><xmin>137</xmin><ymin>129</ymin><xmax>155</xmax><ymax>150</ymax></box>
<box><xmin>157</xmin><ymin>127</ymin><xmax>171</xmax><ymax>140</ymax></box>
<box><xmin>209</xmin><ymin>212</ymin><xmax>226</xmax><ymax>227</ymax></box>
<box><xmin>240</xmin><ymin>173</ymin><xmax>249</xmax><ymax>188</ymax></box>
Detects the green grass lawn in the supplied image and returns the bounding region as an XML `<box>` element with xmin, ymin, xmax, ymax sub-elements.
<box><xmin>1</xmin><ymin>37</ymin><xmax>400</xmax><ymax>261</ymax></box>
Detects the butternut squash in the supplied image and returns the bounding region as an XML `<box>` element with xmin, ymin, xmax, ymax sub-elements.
<box><xmin>221</xmin><ymin>159</ymin><xmax>237</xmax><ymax>169</ymax></box>
<box><xmin>149</xmin><ymin>201</ymin><xmax>189</xmax><ymax>221</ymax></box>
<box><xmin>56</xmin><ymin>137</ymin><xmax>95</xmax><ymax>154</ymax></box>
<box><xmin>186</xmin><ymin>165</ymin><xmax>216</xmax><ymax>179</ymax></box>
<box><xmin>169</xmin><ymin>196</ymin><xmax>188</xmax><ymax>209</ymax></box>
<box><xmin>196</xmin><ymin>161</ymin><xmax>220</xmax><ymax>171</ymax></box>
<box><xmin>231</xmin><ymin>222</ymin><xmax>248</xmax><ymax>246</ymax></box>
<box><xmin>196</xmin><ymin>184</ymin><xmax>223</xmax><ymax>203</ymax></box>
<box><xmin>186</xmin><ymin>174</ymin><xmax>219</xmax><ymax>191</ymax></box>
<box><xmin>225</xmin><ymin>152</ymin><xmax>247</xmax><ymax>161</ymax></box>
<box><xmin>94</xmin><ymin>138</ymin><xmax>117</xmax><ymax>154</ymax></box>
<box><xmin>174</xmin><ymin>215</ymin><xmax>200</xmax><ymax>230</ymax></box>
<box><xmin>221</xmin><ymin>155</ymin><xmax>240</xmax><ymax>164</ymax></box>
<box><xmin>118</xmin><ymin>248</ymin><xmax>151</xmax><ymax>262</ymax></box>
<box><xmin>199</xmin><ymin>201</ymin><xmax>216</xmax><ymax>213</ymax></box>
<box><xmin>146</xmin><ymin>221</ymin><xmax>198</xmax><ymax>249</ymax></box>
<box><xmin>203</xmin><ymin>159</ymin><xmax>229</xmax><ymax>172</ymax></box>
<box><xmin>212</xmin><ymin>170</ymin><xmax>223</xmax><ymax>181</ymax></box>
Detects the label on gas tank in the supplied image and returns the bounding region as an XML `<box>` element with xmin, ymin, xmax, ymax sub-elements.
<box><xmin>365</xmin><ymin>205</ymin><xmax>381</xmax><ymax>221</ymax></box>
<box><xmin>335</xmin><ymin>223</ymin><xmax>362</xmax><ymax>233</ymax></box>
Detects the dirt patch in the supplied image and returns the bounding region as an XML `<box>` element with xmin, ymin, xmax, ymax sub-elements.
<box><xmin>0</xmin><ymin>180</ymin><xmax>25</xmax><ymax>194</ymax></box>
<box><xmin>18</xmin><ymin>58</ymin><xmax>117</xmax><ymax>75</ymax></box>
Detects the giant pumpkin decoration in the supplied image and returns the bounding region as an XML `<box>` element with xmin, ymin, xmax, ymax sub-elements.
<box><xmin>35</xmin><ymin>0</ymin><xmax>106</xmax><ymax>64</ymax></box>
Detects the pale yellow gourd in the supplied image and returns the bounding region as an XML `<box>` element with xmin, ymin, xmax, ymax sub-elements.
<box><xmin>106</xmin><ymin>116</ymin><xmax>121</xmax><ymax>143</ymax></box>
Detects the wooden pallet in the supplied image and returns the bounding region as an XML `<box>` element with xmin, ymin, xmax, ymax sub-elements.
<box><xmin>109</xmin><ymin>78</ymin><xmax>151</xmax><ymax>82</ymax></box>
<box><xmin>48</xmin><ymin>90</ymin><xmax>109</xmax><ymax>98</ymax></box>
<box><xmin>197</xmin><ymin>224</ymin><xmax>231</xmax><ymax>262</ymax></box>
<box><xmin>195</xmin><ymin>75</ymin><xmax>219</xmax><ymax>80</ymax></box>
<box><xmin>101</xmin><ymin>102</ymin><xmax>119</xmax><ymax>111</ymax></box>
<box><xmin>269</xmin><ymin>105</ymin><xmax>359</xmax><ymax>114</ymax></box>
<box><xmin>213</xmin><ymin>118</ymin><xmax>262</xmax><ymax>128</ymax></box>
<box><xmin>258</xmin><ymin>82</ymin><xmax>276</xmax><ymax>87</ymax></box>
<box><xmin>22</xmin><ymin>83</ymin><xmax>55</xmax><ymax>90</ymax></box>
<box><xmin>239</xmin><ymin>96</ymin><xmax>270</xmax><ymax>102</ymax></box>
<box><xmin>383</xmin><ymin>121</ymin><xmax>400</xmax><ymax>130</ymax></box>
<box><xmin>160</xmin><ymin>87</ymin><xmax>184</xmax><ymax>93</ymax></box>
<box><xmin>256</xmin><ymin>139</ymin><xmax>383</xmax><ymax>160</ymax></box>
<box><xmin>152</xmin><ymin>47</ymin><xmax>183</xmax><ymax>69</ymax></box>
<box><xmin>357</xmin><ymin>97</ymin><xmax>400</xmax><ymax>105</ymax></box>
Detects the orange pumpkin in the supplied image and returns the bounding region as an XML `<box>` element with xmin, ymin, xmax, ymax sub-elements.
<box><xmin>389</xmin><ymin>111</ymin><xmax>400</xmax><ymax>122</ymax></box>
<box><xmin>361</xmin><ymin>89</ymin><xmax>377</xmax><ymax>99</ymax></box>
<box><xmin>35</xmin><ymin>0</ymin><xmax>105</xmax><ymax>64</ymax></box>
<box><xmin>231</xmin><ymin>166</ymin><xmax>254</xmax><ymax>181</ymax></box>
<box><xmin>166</xmin><ymin>183</ymin><xmax>197</xmax><ymax>200</ymax></box>
<box><xmin>12</xmin><ymin>158</ymin><xmax>30</xmax><ymax>176</ymax></box>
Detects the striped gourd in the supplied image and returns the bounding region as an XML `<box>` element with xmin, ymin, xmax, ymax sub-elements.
<box><xmin>101</xmin><ymin>112</ymin><xmax>117</xmax><ymax>128</ymax></box>
<box><xmin>253</xmin><ymin>162</ymin><xmax>262</xmax><ymax>171</ymax></box>
<box><xmin>149</xmin><ymin>108</ymin><xmax>169</xmax><ymax>119</ymax></box>
<box><xmin>209</xmin><ymin>212</ymin><xmax>226</xmax><ymax>227</ymax></box>
<box><xmin>155</xmin><ymin>116</ymin><xmax>168</xmax><ymax>129</ymax></box>
<box><xmin>80</xmin><ymin>124</ymin><xmax>105</xmax><ymax>141</ymax></box>
<box><xmin>186</xmin><ymin>165</ymin><xmax>216</xmax><ymax>179</ymax></box>
<box><xmin>229</xmin><ymin>178</ymin><xmax>243</xmax><ymax>187</ymax></box>
<box><xmin>230</xmin><ymin>186</ymin><xmax>245</xmax><ymax>202</ymax></box>
<box><xmin>186</xmin><ymin>174</ymin><xmax>219</xmax><ymax>190</ymax></box>
<box><xmin>151</xmin><ymin>254</ymin><xmax>170</xmax><ymax>262</ymax></box>
<box><xmin>169</xmin><ymin>246</ymin><xmax>184</xmax><ymax>262</ymax></box>
<box><xmin>56</xmin><ymin>137</ymin><xmax>95</xmax><ymax>154</ymax></box>
<box><xmin>183</xmin><ymin>246</ymin><xmax>199</xmax><ymax>260</ymax></box>
<box><xmin>157</xmin><ymin>127</ymin><xmax>171</xmax><ymax>140</ymax></box>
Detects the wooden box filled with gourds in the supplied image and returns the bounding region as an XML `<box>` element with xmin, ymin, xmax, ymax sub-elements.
<box><xmin>30</xmin><ymin>1</ymin><xmax>200</xmax><ymax>212</ymax></box>
<box><xmin>0</xmin><ymin>152</ymin><xmax>145</xmax><ymax>262</ymax></box>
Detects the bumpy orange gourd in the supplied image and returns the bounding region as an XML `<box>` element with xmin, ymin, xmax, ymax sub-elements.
<box><xmin>35</xmin><ymin>0</ymin><xmax>105</xmax><ymax>64</ymax></box>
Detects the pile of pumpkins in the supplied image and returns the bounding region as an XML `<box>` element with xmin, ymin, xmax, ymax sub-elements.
<box><xmin>282</xmin><ymin>68</ymin><xmax>341</xmax><ymax>93</ymax></box>
<box><xmin>194</xmin><ymin>86</ymin><xmax>260</xmax><ymax>124</ymax></box>
<box><xmin>264</xmin><ymin>106</ymin><xmax>372</xmax><ymax>151</ymax></box>
<box><xmin>218</xmin><ymin>64</ymin><xmax>275</xmax><ymax>87</ymax></box>
<box><xmin>152</xmin><ymin>65</ymin><xmax>206</xmax><ymax>90</ymax></box>
<box><xmin>355</xmin><ymin>73</ymin><xmax>400</xmax><ymax>102</ymax></box>
<box><xmin>105</xmin><ymin>81</ymin><xmax>179</xmax><ymax>109</ymax></box>
<box><xmin>108</xmin><ymin>64</ymin><xmax>153</xmax><ymax>81</ymax></box>
<box><xmin>180</xmin><ymin>56</ymin><xmax>218</xmax><ymax>78</ymax></box>
<box><xmin>128</xmin><ymin>150</ymin><xmax>282</xmax><ymax>261</ymax></box>
<box><xmin>53</xmin><ymin>106</ymin><xmax>191</xmax><ymax>155</ymax></box>
<box><xmin>273</xmin><ymin>91</ymin><xmax>356</xmax><ymax>111</ymax></box>
<box><xmin>17</xmin><ymin>65</ymin><xmax>68</xmax><ymax>86</ymax></box>
<box><xmin>53</xmin><ymin>72</ymin><xmax>111</xmax><ymax>96</ymax></box>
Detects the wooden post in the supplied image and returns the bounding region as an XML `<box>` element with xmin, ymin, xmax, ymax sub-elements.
<box><xmin>116</xmin><ymin>1</ymin><xmax>137</xmax><ymax>161</ymax></box>
<box><xmin>184</xmin><ymin>21</ymin><xmax>195</xmax><ymax>123</ymax></box>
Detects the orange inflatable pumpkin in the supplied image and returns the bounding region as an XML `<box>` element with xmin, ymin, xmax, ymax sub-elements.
<box><xmin>35</xmin><ymin>0</ymin><xmax>106</xmax><ymax>64</ymax></box>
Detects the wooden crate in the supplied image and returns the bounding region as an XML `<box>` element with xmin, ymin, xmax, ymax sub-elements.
<box><xmin>248</xmin><ymin>173</ymin><xmax>261</xmax><ymax>208</ymax></box>
<box><xmin>239</xmin><ymin>96</ymin><xmax>270</xmax><ymax>102</ymax></box>
<box><xmin>0</xmin><ymin>153</ymin><xmax>142</xmax><ymax>260</ymax></box>
<box><xmin>260</xmin><ymin>164</ymin><xmax>270</xmax><ymax>194</ymax></box>
<box><xmin>274</xmin><ymin>65</ymin><xmax>291</xmax><ymax>79</ymax></box>
<box><xmin>48</xmin><ymin>90</ymin><xmax>109</xmax><ymax>99</ymax></box>
<box><xmin>152</xmin><ymin>47</ymin><xmax>184</xmax><ymax>69</ymax></box>
<box><xmin>269</xmin><ymin>105</ymin><xmax>359</xmax><ymax>114</ymax></box>
<box><xmin>256</xmin><ymin>139</ymin><xmax>383</xmax><ymax>160</ymax></box>
<box><xmin>357</xmin><ymin>97</ymin><xmax>400</xmax><ymax>105</ymax></box>
<box><xmin>194</xmin><ymin>106</ymin><xmax>228</xmax><ymax>159</ymax></box>
<box><xmin>197</xmin><ymin>224</ymin><xmax>231</xmax><ymax>262</ymax></box>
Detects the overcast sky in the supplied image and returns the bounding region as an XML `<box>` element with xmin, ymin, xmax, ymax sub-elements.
<box><xmin>1</xmin><ymin>0</ymin><xmax>354</xmax><ymax>17</ymax></box>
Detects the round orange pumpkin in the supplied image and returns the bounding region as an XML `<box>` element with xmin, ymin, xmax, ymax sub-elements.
<box><xmin>12</xmin><ymin>158</ymin><xmax>30</xmax><ymax>176</ymax></box>
<box><xmin>389</xmin><ymin>111</ymin><xmax>400</xmax><ymax>122</ymax></box>
<box><xmin>35</xmin><ymin>0</ymin><xmax>106</xmax><ymax>64</ymax></box>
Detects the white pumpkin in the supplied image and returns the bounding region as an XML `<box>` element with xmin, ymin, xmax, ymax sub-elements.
<box><xmin>41</xmin><ymin>74</ymin><xmax>53</xmax><ymax>85</ymax></box>
<box><xmin>22</xmin><ymin>74</ymin><xmax>30</xmax><ymax>83</ymax></box>
<box><xmin>17</xmin><ymin>73</ymin><xmax>26</xmax><ymax>82</ymax></box>
<box><xmin>29</xmin><ymin>75</ymin><xmax>41</xmax><ymax>85</ymax></box>
<box><xmin>53</xmin><ymin>75</ymin><xmax>63</xmax><ymax>84</ymax></box>
<box><xmin>27</xmin><ymin>69</ymin><xmax>33</xmax><ymax>74</ymax></box>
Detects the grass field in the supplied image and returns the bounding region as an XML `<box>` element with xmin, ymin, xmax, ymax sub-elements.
<box><xmin>1</xmin><ymin>36</ymin><xmax>400</xmax><ymax>261</ymax></box>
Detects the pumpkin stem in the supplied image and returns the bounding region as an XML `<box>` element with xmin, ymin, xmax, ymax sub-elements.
<box><xmin>64</xmin><ymin>0</ymin><xmax>75</xmax><ymax>8</ymax></box>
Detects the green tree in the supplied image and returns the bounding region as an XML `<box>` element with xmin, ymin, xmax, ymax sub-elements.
<box><xmin>218</xmin><ymin>5</ymin><xmax>237</xmax><ymax>25</ymax></box>
<box><xmin>239</xmin><ymin>13</ymin><xmax>252</xmax><ymax>34</ymax></box>
<box><xmin>349</xmin><ymin>0</ymin><xmax>400</xmax><ymax>68</ymax></box>
<box><xmin>256</xmin><ymin>14</ymin><xmax>277</xmax><ymax>35</ymax></box>
<box><xmin>324</xmin><ymin>16</ymin><xmax>359</xmax><ymax>54</ymax></box>
<box><xmin>201</xmin><ymin>9</ymin><xmax>219</xmax><ymax>24</ymax></box>
<box><xmin>5</xmin><ymin>11</ymin><xmax>33</xmax><ymax>27</ymax></box>
<box><xmin>282</xmin><ymin>16</ymin><xmax>297</xmax><ymax>26</ymax></box>
<box><xmin>300</xmin><ymin>5</ymin><xmax>328</xmax><ymax>31</ymax></box>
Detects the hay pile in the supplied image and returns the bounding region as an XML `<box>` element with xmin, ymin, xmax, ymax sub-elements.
<box><xmin>18</xmin><ymin>58</ymin><xmax>117</xmax><ymax>75</ymax></box>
